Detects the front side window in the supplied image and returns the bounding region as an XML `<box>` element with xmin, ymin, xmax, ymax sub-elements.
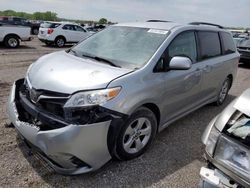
<box><xmin>168</xmin><ymin>31</ymin><xmax>197</xmax><ymax>62</ymax></box>
<box><xmin>75</xmin><ymin>25</ymin><xmax>86</xmax><ymax>32</ymax></box>
<box><xmin>198</xmin><ymin>31</ymin><xmax>221</xmax><ymax>60</ymax></box>
<box><xmin>72</xmin><ymin>26</ymin><xmax>169</xmax><ymax>69</ymax></box>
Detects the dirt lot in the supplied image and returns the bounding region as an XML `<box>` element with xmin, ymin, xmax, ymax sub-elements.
<box><xmin>0</xmin><ymin>38</ymin><xmax>250</xmax><ymax>188</ymax></box>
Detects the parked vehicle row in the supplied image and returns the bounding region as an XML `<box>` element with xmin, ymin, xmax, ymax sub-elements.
<box><xmin>7</xmin><ymin>21</ymin><xmax>239</xmax><ymax>175</ymax></box>
<box><xmin>0</xmin><ymin>23</ymin><xmax>33</xmax><ymax>48</ymax></box>
<box><xmin>0</xmin><ymin>16</ymin><xmax>40</xmax><ymax>35</ymax></box>
<box><xmin>38</xmin><ymin>21</ymin><xmax>93</xmax><ymax>47</ymax></box>
<box><xmin>233</xmin><ymin>33</ymin><xmax>250</xmax><ymax>64</ymax></box>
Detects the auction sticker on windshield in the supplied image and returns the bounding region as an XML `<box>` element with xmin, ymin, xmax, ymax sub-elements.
<box><xmin>147</xmin><ymin>29</ymin><xmax>168</xmax><ymax>35</ymax></box>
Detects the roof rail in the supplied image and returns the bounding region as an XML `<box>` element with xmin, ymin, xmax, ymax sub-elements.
<box><xmin>189</xmin><ymin>22</ymin><xmax>224</xmax><ymax>29</ymax></box>
<box><xmin>147</xmin><ymin>20</ymin><xmax>171</xmax><ymax>23</ymax></box>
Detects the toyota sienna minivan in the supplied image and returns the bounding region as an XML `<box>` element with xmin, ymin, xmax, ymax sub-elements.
<box><xmin>7</xmin><ymin>21</ymin><xmax>239</xmax><ymax>174</ymax></box>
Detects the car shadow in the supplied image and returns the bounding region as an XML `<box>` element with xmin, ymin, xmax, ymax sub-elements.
<box><xmin>0</xmin><ymin>43</ymin><xmax>36</xmax><ymax>50</ymax></box>
<box><xmin>17</xmin><ymin>95</ymin><xmax>236</xmax><ymax>187</ymax></box>
<box><xmin>239</xmin><ymin>61</ymin><xmax>250</xmax><ymax>69</ymax></box>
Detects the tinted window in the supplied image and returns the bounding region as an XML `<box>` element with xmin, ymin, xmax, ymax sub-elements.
<box><xmin>62</xmin><ymin>24</ymin><xmax>75</xmax><ymax>30</ymax></box>
<box><xmin>198</xmin><ymin>31</ymin><xmax>221</xmax><ymax>60</ymax></box>
<box><xmin>40</xmin><ymin>22</ymin><xmax>61</xmax><ymax>28</ymax></box>
<box><xmin>74</xmin><ymin>25</ymin><xmax>86</xmax><ymax>32</ymax></box>
<box><xmin>221</xmin><ymin>32</ymin><xmax>236</xmax><ymax>54</ymax></box>
<box><xmin>168</xmin><ymin>31</ymin><xmax>197</xmax><ymax>62</ymax></box>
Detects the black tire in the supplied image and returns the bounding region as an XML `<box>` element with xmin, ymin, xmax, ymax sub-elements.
<box><xmin>4</xmin><ymin>35</ymin><xmax>20</xmax><ymax>48</ymax></box>
<box><xmin>32</xmin><ymin>28</ymin><xmax>39</xmax><ymax>35</ymax></box>
<box><xmin>115</xmin><ymin>107</ymin><xmax>157</xmax><ymax>160</ymax></box>
<box><xmin>215</xmin><ymin>77</ymin><xmax>231</xmax><ymax>106</ymax></box>
<box><xmin>55</xmin><ymin>37</ymin><xmax>65</xmax><ymax>47</ymax></box>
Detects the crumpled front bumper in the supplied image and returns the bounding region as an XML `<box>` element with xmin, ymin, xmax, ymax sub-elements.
<box><xmin>199</xmin><ymin>167</ymin><xmax>239</xmax><ymax>188</ymax></box>
<box><xmin>7</xmin><ymin>80</ymin><xmax>113</xmax><ymax>175</ymax></box>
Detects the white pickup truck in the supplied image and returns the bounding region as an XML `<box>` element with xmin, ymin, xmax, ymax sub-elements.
<box><xmin>0</xmin><ymin>23</ymin><xmax>33</xmax><ymax>48</ymax></box>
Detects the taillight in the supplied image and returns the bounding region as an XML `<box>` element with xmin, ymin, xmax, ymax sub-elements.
<box><xmin>47</xmin><ymin>28</ymin><xmax>54</xmax><ymax>34</ymax></box>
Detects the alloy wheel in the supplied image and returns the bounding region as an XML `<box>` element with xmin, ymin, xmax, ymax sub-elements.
<box><xmin>123</xmin><ymin>117</ymin><xmax>152</xmax><ymax>154</ymax></box>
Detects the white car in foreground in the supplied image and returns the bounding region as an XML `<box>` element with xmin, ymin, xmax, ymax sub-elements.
<box><xmin>0</xmin><ymin>23</ymin><xmax>32</xmax><ymax>48</ymax></box>
<box><xmin>38</xmin><ymin>22</ymin><xmax>92</xmax><ymax>47</ymax></box>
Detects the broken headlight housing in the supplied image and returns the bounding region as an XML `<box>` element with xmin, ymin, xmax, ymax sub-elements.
<box><xmin>205</xmin><ymin>126</ymin><xmax>220</xmax><ymax>156</ymax></box>
<box><xmin>64</xmin><ymin>87</ymin><xmax>121</xmax><ymax>108</ymax></box>
<box><xmin>214</xmin><ymin>136</ymin><xmax>250</xmax><ymax>182</ymax></box>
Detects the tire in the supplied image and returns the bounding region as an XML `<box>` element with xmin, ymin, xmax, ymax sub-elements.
<box><xmin>4</xmin><ymin>35</ymin><xmax>20</xmax><ymax>48</ymax></box>
<box><xmin>115</xmin><ymin>107</ymin><xmax>157</xmax><ymax>160</ymax></box>
<box><xmin>55</xmin><ymin>37</ymin><xmax>65</xmax><ymax>47</ymax></box>
<box><xmin>215</xmin><ymin>77</ymin><xmax>231</xmax><ymax>106</ymax></box>
<box><xmin>32</xmin><ymin>28</ymin><xmax>39</xmax><ymax>35</ymax></box>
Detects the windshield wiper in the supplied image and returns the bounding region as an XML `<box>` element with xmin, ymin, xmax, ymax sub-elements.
<box><xmin>82</xmin><ymin>53</ymin><xmax>121</xmax><ymax>68</ymax></box>
<box><xmin>67</xmin><ymin>49</ymin><xmax>78</xmax><ymax>56</ymax></box>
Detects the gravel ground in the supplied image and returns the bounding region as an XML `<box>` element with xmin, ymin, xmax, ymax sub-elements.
<box><xmin>0</xmin><ymin>38</ymin><xmax>250</xmax><ymax>188</ymax></box>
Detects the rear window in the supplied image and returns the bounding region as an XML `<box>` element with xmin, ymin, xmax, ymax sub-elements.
<box><xmin>40</xmin><ymin>22</ymin><xmax>61</xmax><ymax>28</ymax></box>
<box><xmin>221</xmin><ymin>32</ymin><xmax>236</xmax><ymax>54</ymax></box>
<box><xmin>198</xmin><ymin>31</ymin><xmax>221</xmax><ymax>60</ymax></box>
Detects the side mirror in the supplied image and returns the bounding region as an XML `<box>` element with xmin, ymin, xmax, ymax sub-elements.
<box><xmin>169</xmin><ymin>56</ymin><xmax>192</xmax><ymax>70</ymax></box>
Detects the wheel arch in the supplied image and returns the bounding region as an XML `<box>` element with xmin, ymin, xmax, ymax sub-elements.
<box><xmin>4</xmin><ymin>33</ymin><xmax>20</xmax><ymax>41</ymax></box>
<box><xmin>55</xmin><ymin>35</ymin><xmax>66</xmax><ymax>42</ymax></box>
<box><xmin>227</xmin><ymin>74</ymin><xmax>233</xmax><ymax>88</ymax></box>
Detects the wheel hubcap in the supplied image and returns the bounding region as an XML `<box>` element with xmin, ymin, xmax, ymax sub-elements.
<box><xmin>57</xmin><ymin>39</ymin><xmax>64</xmax><ymax>47</ymax></box>
<box><xmin>123</xmin><ymin>117</ymin><xmax>152</xmax><ymax>154</ymax></box>
<box><xmin>219</xmin><ymin>80</ymin><xmax>229</xmax><ymax>103</ymax></box>
<box><xmin>8</xmin><ymin>38</ymin><xmax>17</xmax><ymax>47</ymax></box>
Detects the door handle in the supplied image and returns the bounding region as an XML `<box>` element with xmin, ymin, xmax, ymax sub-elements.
<box><xmin>203</xmin><ymin>65</ymin><xmax>212</xmax><ymax>72</ymax></box>
<box><xmin>194</xmin><ymin>68</ymin><xmax>202</xmax><ymax>76</ymax></box>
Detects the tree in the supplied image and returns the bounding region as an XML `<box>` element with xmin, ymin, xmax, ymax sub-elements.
<box><xmin>98</xmin><ymin>18</ymin><xmax>107</xmax><ymax>24</ymax></box>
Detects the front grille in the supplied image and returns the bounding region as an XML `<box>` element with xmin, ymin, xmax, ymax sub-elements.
<box><xmin>238</xmin><ymin>47</ymin><xmax>250</xmax><ymax>51</ymax></box>
<box><xmin>20</xmin><ymin>82</ymin><xmax>69</xmax><ymax>118</ymax></box>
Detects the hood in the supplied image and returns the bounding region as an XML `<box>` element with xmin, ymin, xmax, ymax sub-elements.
<box><xmin>214</xmin><ymin>88</ymin><xmax>250</xmax><ymax>132</ymax></box>
<box><xmin>28</xmin><ymin>51</ymin><xmax>132</xmax><ymax>94</ymax></box>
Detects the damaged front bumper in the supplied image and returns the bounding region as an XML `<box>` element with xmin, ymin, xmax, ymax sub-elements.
<box><xmin>7</xmin><ymin>79</ymin><xmax>124</xmax><ymax>175</ymax></box>
<box><xmin>199</xmin><ymin>166</ymin><xmax>239</xmax><ymax>188</ymax></box>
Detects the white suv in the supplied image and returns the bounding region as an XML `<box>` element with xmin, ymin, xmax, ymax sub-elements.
<box><xmin>38</xmin><ymin>22</ymin><xmax>92</xmax><ymax>47</ymax></box>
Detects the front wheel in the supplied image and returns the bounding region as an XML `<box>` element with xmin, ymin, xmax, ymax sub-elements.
<box><xmin>115</xmin><ymin>107</ymin><xmax>157</xmax><ymax>160</ymax></box>
<box><xmin>32</xmin><ymin>28</ymin><xmax>39</xmax><ymax>35</ymax></box>
<box><xmin>215</xmin><ymin>77</ymin><xmax>231</xmax><ymax>106</ymax></box>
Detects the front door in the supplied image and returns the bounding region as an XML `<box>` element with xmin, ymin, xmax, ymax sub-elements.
<box><xmin>160</xmin><ymin>31</ymin><xmax>204</xmax><ymax>123</ymax></box>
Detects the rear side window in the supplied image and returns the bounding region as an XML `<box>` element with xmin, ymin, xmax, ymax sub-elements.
<box><xmin>221</xmin><ymin>32</ymin><xmax>236</xmax><ymax>54</ymax></box>
<box><xmin>41</xmin><ymin>22</ymin><xmax>61</xmax><ymax>28</ymax></box>
<box><xmin>168</xmin><ymin>31</ymin><xmax>197</xmax><ymax>62</ymax></box>
<box><xmin>198</xmin><ymin>31</ymin><xmax>221</xmax><ymax>60</ymax></box>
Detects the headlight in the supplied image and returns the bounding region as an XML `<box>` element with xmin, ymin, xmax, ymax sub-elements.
<box><xmin>64</xmin><ymin>87</ymin><xmax>121</xmax><ymax>108</ymax></box>
<box><xmin>214</xmin><ymin>136</ymin><xmax>250</xmax><ymax>182</ymax></box>
<box><xmin>205</xmin><ymin>126</ymin><xmax>220</xmax><ymax>156</ymax></box>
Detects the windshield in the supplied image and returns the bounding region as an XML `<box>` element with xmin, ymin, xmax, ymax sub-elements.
<box><xmin>71</xmin><ymin>26</ymin><xmax>168</xmax><ymax>69</ymax></box>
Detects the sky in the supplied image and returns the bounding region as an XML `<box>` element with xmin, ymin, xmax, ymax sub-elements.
<box><xmin>0</xmin><ymin>0</ymin><xmax>249</xmax><ymax>27</ymax></box>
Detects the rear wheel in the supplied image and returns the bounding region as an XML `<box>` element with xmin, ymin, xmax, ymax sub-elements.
<box><xmin>55</xmin><ymin>37</ymin><xmax>65</xmax><ymax>47</ymax></box>
<box><xmin>215</xmin><ymin>77</ymin><xmax>231</xmax><ymax>105</ymax></box>
<box><xmin>115</xmin><ymin>107</ymin><xmax>157</xmax><ymax>160</ymax></box>
<box><xmin>32</xmin><ymin>28</ymin><xmax>39</xmax><ymax>35</ymax></box>
<box><xmin>4</xmin><ymin>35</ymin><xmax>20</xmax><ymax>48</ymax></box>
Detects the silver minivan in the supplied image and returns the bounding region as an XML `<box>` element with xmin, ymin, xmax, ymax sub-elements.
<box><xmin>7</xmin><ymin>21</ymin><xmax>239</xmax><ymax>174</ymax></box>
